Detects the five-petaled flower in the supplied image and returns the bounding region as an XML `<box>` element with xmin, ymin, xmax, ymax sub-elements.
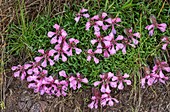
<box><xmin>64</xmin><ymin>38</ymin><xmax>82</xmax><ymax>56</ymax></box>
<box><xmin>74</xmin><ymin>8</ymin><xmax>90</xmax><ymax>23</ymax></box>
<box><xmin>94</xmin><ymin>72</ymin><xmax>115</xmax><ymax>93</ymax></box>
<box><xmin>101</xmin><ymin>93</ymin><xmax>119</xmax><ymax>107</ymax></box>
<box><xmin>34</xmin><ymin>49</ymin><xmax>56</xmax><ymax>67</ymax></box>
<box><xmin>111</xmin><ymin>71</ymin><xmax>132</xmax><ymax>90</ymax></box>
<box><xmin>105</xmin><ymin>17</ymin><xmax>121</xmax><ymax>34</ymax></box>
<box><xmin>47</xmin><ymin>24</ymin><xmax>67</xmax><ymax>44</ymax></box>
<box><xmin>87</xmin><ymin>49</ymin><xmax>101</xmax><ymax>64</ymax></box>
<box><xmin>145</xmin><ymin>15</ymin><xmax>167</xmax><ymax>36</ymax></box>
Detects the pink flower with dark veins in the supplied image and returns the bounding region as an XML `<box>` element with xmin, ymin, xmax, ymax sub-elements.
<box><xmin>105</xmin><ymin>17</ymin><xmax>121</xmax><ymax>34</ymax></box>
<box><xmin>124</xmin><ymin>28</ymin><xmax>140</xmax><ymax>45</ymax></box>
<box><xmin>34</xmin><ymin>49</ymin><xmax>56</xmax><ymax>67</ymax></box>
<box><xmin>69</xmin><ymin>73</ymin><xmax>88</xmax><ymax>90</ymax></box>
<box><xmin>104</xmin><ymin>33</ymin><xmax>124</xmax><ymax>55</ymax></box>
<box><xmin>11</xmin><ymin>63</ymin><xmax>32</xmax><ymax>80</ymax></box>
<box><xmin>53</xmin><ymin>38</ymin><xmax>70</xmax><ymax>62</ymax></box>
<box><xmin>145</xmin><ymin>15</ymin><xmax>167</xmax><ymax>36</ymax></box>
<box><xmin>74</xmin><ymin>8</ymin><xmax>90</xmax><ymax>23</ymax></box>
<box><xmin>88</xmin><ymin>88</ymin><xmax>101</xmax><ymax>109</ymax></box>
<box><xmin>94</xmin><ymin>72</ymin><xmax>115</xmax><ymax>93</ymax></box>
<box><xmin>66</xmin><ymin>38</ymin><xmax>82</xmax><ymax>56</ymax></box>
<box><xmin>87</xmin><ymin>49</ymin><xmax>101</xmax><ymax>64</ymax></box>
<box><xmin>47</xmin><ymin>24</ymin><xmax>67</xmax><ymax>44</ymax></box>
<box><xmin>152</xmin><ymin>59</ymin><xmax>170</xmax><ymax>84</ymax></box>
<box><xmin>53</xmin><ymin>79</ymin><xmax>68</xmax><ymax>97</ymax></box>
<box><xmin>161</xmin><ymin>36</ymin><xmax>170</xmax><ymax>50</ymax></box>
<box><xmin>91</xmin><ymin>32</ymin><xmax>109</xmax><ymax>49</ymax></box>
<box><xmin>111</xmin><ymin>71</ymin><xmax>132</xmax><ymax>90</ymax></box>
<box><xmin>101</xmin><ymin>93</ymin><xmax>119</xmax><ymax>107</ymax></box>
<box><xmin>27</xmin><ymin>62</ymin><xmax>43</xmax><ymax>75</ymax></box>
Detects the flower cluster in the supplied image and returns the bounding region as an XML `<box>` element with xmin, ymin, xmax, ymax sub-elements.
<box><xmin>12</xmin><ymin>63</ymin><xmax>88</xmax><ymax>96</ymax></box>
<box><xmin>141</xmin><ymin>59</ymin><xmax>170</xmax><ymax>88</ymax></box>
<box><xmin>47</xmin><ymin>24</ymin><xmax>82</xmax><ymax>62</ymax></box>
<box><xmin>75</xmin><ymin>10</ymin><xmax>141</xmax><ymax>63</ymax></box>
<box><xmin>74</xmin><ymin>8</ymin><xmax>90</xmax><ymax>23</ymax></box>
<box><xmin>145</xmin><ymin>15</ymin><xmax>167</xmax><ymax>36</ymax></box>
<box><xmin>11</xmin><ymin>23</ymin><xmax>87</xmax><ymax>97</ymax></box>
<box><xmin>88</xmin><ymin>71</ymin><xmax>131</xmax><ymax>109</ymax></box>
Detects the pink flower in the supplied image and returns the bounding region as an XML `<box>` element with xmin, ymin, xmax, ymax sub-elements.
<box><xmin>152</xmin><ymin>59</ymin><xmax>170</xmax><ymax>84</ymax></box>
<box><xmin>94</xmin><ymin>72</ymin><xmax>114</xmax><ymax>93</ymax></box>
<box><xmin>66</xmin><ymin>38</ymin><xmax>82</xmax><ymax>56</ymax></box>
<box><xmin>111</xmin><ymin>71</ymin><xmax>131</xmax><ymax>90</ymax></box>
<box><xmin>87</xmin><ymin>49</ymin><xmax>101</xmax><ymax>64</ymax></box>
<box><xmin>105</xmin><ymin>17</ymin><xmax>121</xmax><ymax>34</ymax></box>
<box><xmin>47</xmin><ymin>24</ymin><xmax>67</xmax><ymax>44</ymax></box>
<box><xmin>53</xmin><ymin>40</ymin><xmax>70</xmax><ymax>62</ymax></box>
<box><xmin>161</xmin><ymin>36</ymin><xmax>170</xmax><ymax>50</ymax></box>
<box><xmin>124</xmin><ymin>28</ymin><xmax>140</xmax><ymax>45</ymax></box>
<box><xmin>101</xmin><ymin>93</ymin><xmax>119</xmax><ymax>107</ymax></box>
<box><xmin>34</xmin><ymin>49</ymin><xmax>56</xmax><ymax>67</ymax></box>
<box><xmin>145</xmin><ymin>15</ymin><xmax>167</xmax><ymax>36</ymax></box>
<box><xmin>69</xmin><ymin>73</ymin><xmax>88</xmax><ymax>90</ymax></box>
<box><xmin>74</xmin><ymin>8</ymin><xmax>90</xmax><ymax>23</ymax></box>
<box><xmin>27</xmin><ymin>62</ymin><xmax>43</xmax><ymax>75</ymax></box>
<box><xmin>53</xmin><ymin>80</ymin><xmax>68</xmax><ymax>97</ymax></box>
<box><xmin>91</xmin><ymin>32</ymin><xmax>106</xmax><ymax>49</ymax></box>
<box><xmin>141</xmin><ymin>66</ymin><xmax>159</xmax><ymax>88</ymax></box>
<box><xmin>88</xmin><ymin>88</ymin><xmax>101</xmax><ymax>109</ymax></box>
<box><xmin>104</xmin><ymin>33</ymin><xmax>124</xmax><ymax>55</ymax></box>
<box><xmin>11</xmin><ymin>64</ymin><xmax>31</xmax><ymax>80</ymax></box>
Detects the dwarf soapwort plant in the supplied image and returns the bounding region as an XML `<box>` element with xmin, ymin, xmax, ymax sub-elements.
<box><xmin>74</xmin><ymin>8</ymin><xmax>90</xmax><ymax>23</ymax></box>
<box><xmin>145</xmin><ymin>15</ymin><xmax>167</xmax><ymax>36</ymax></box>
<box><xmin>161</xmin><ymin>36</ymin><xmax>170</xmax><ymax>50</ymax></box>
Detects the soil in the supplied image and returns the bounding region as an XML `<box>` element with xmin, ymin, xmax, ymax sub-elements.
<box><xmin>1</xmin><ymin>0</ymin><xmax>170</xmax><ymax>112</ymax></box>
